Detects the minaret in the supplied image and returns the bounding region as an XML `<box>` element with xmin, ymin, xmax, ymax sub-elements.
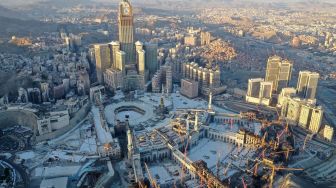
<box><xmin>127</xmin><ymin>130</ymin><xmax>133</xmax><ymax>159</ymax></box>
<box><xmin>186</xmin><ymin>114</ymin><xmax>190</xmax><ymax>135</ymax></box>
<box><xmin>162</xmin><ymin>85</ymin><xmax>165</xmax><ymax>95</ymax></box>
<box><xmin>160</xmin><ymin>96</ymin><xmax>165</xmax><ymax>110</ymax></box>
<box><xmin>195</xmin><ymin>112</ymin><xmax>199</xmax><ymax>131</ymax></box>
<box><xmin>208</xmin><ymin>91</ymin><xmax>213</xmax><ymax>111</ymax></box>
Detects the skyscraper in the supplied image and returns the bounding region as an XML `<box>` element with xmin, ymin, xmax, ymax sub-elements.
<box><xmin>150</xmin><ymin>63</ymin><xmax>173</xmax><ymax>93</ymax></box>
<box><xmin>151</xmin><ymin>72</ymin><xmax>161</xmax><ymax>93</ymax></box>
<box><xmin>246</xmin><ymin>78</ymin><xmax>263</xmax><ymax>104</ymax></box>
<box><xmin>246</xmin><ymin>78</ymin><xmax>272</xmax><ymax>106</ymax></box>
<box><xmin>281</xmin><ymin>97</ymin><xmax>302</xmax><ymax>124</ymax></box>
<box><xmin>137</xmin><ymin>49</ymin><xmax>145</xmax><ymax>75</ymax></box>
<box><xmin>309</xmin><ymin>107</ymin><xmax>323</xmax><ymax>133</ymax></box>
<box><xmin>260</xmin><ymin>81</ymin><xmax>273</xmax><ymax>99</ymax></box>
<box><xmin>119</xmin><ymin>0</ymin><xmax>135</xmax><ymax>64</ymax></box>
<box><xmin>323</xmin><ymin>125</ymin><xmax>334</xmax><ymax>142</ymax></box>
<box><xmin>260</xmin><ymin>82</ymin><xmax>274</xmax><ymax>105</ymax></box>
<box><xmin>104</xmin><ymin>68</ymin><xmax>124</xmax><ymax>91</ymax></box>
<box><xmin>265</xmin><ymin>56</ymin><xmax>281</xmax><ymax>89</ymax></box>
<box><xmin>144</xmin><ymin>42</ymin><xmax>158</xmax><ymax>79</ymax></box>
<box><xmin>40</xmin><ymin>82</ymin><xmax>49</xmax><ymax>102</ymax></box>
<box><xmin>93</xmin><ymin>0</ymin><xmax>155</xmax><ymax>92</ymax></box>
<box><xmin>278</xmin><ymin>87</ymin><xmax>296</xmax><ymax>107</ymax></box>
<box><xmin>110</xmin><ymin>41</ymin><xmax>121</xmax><ymax>69</ymax></box>
<box><xmin>247</xmin><ymin>78</ymin><xmax>263</xmax><ymax>99</ymax></box>
<box><xmin>305</xmin><ymin>72</ymin><xmax>319</xmax><ymax>100</ymax></box>
<box><xmin>277</xmin><ymin>60</ymin><xmax>292</xmax><ymax>92</ymax></box>
<box><xmin>298</xmin><ymin>103</ymin><xmax>313</xmax><ymax>129</ymax></box>
<box><xmin>265</xmin><ymin>56</ymin><xmax>292</xmax><ymax>93</ymax></box>
<box><xmin>94</xmin><ymin>44</ymin><xmax>112</xmax><ymax>83</ymax></box>
<box><xmin>281</xmin><ymin>95</ymin><xmax>323</xmax><ymax>130</ymax></box>
<box><xmin>115</xmin><ymin>50</ymin><xmax>126</xmax><ymax>72</ymax></box>
<box><xmin>297</xmin><ymin>71</ymin><xmax>319</xmax><ymax>100</ymax></box>
<box><xmin>165</xmin><ymin>64</ymin><xmax>173</xmax><ymax>93</ymax></box>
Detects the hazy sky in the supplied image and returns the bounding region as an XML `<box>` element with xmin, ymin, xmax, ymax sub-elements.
<box><xmin>0</xmin><ymin>0</ymin><xmax>335</xmax><ymax>8</ymax></box>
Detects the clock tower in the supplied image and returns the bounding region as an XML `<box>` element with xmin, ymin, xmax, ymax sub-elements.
<box><xmin>119</xmin><ymin>0</ymin><xmax>135</xmax><ymax>64</ymax></box>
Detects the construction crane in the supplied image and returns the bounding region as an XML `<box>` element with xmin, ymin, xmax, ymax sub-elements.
<box><xmin>253</xmin><ymin>162</ymin><xmax>261</xmax><ymax>176</ymax></box>
<box><xmin>267</xmin><ymin>166</ymin><xmax>304</xmax><ymax>187</ymax></box>
<box><xmin>275</xmin><ymin>106</ymin><xmax>292</xmax><ymax>134</ymax></box>
<box><xmin>270</xmin><ymin>149</ymin><xmax>295</xmax><ymax>161</ymax></box>
<box><xmin>224</xmin><ymin>162</ymin><xmax>232</xmax><ymax>176</ymax></box>
<box><xmin>180</xmin><ymin>135</ymin><xmax>190</xmax><ymax>185</ymax></box>
<box><xmin>285</xmin><ymin>123</ymin><xmax>289</xmax><ymax>133</ymax></box>
<box><xmin>216</xmin><ymin>149</ymin><xmax>224</xmax><ymax>178</ymax></box>
<box><xmin>276</xmin><ymin>129</ymin><xmax>286</xmax><ymax>143</ymax></box>
<box><xmin>183</xmin><ymin>137</ymin><xmax>190</xmax><ymax>171</ymax></box>
<box><xmin>261</xmin><ymin>132</ymin><xmax>268</xmax><ymax>147</ymax></box>
<box><xmin>258</xmin><ymin>148</ymin><xmax>266</xmax><ymax>159</ymax></box>
<box><xmin>242</xmin><ymin>177</ymin><xmax>247</xmax><ymax>188</ymax></box>
<box><xmin>144</xmin><ymin>162</ymin><xmax>159</xmax><ymax>188</ymax></box>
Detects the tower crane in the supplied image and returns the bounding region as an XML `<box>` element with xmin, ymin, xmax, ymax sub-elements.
<box><xmin>242</xmin><ymin>177</ymin><xmax>247</xmax><ymax>188</ymax></box>
<box><xmin>223</xmin><ymin>162</ymin><xmax>232</xmax><ymax>176</ymax></box>
<box><xmin>216</xmin><ymin>149</ymin><xmax>224</xmax><ymax>178</ymax></box>
<box><xmin>270</xmin><ymin>149</ymin><xmax>295</xmax><ymax>161</ymax></box>
<box><xmin>261</xmin><ymin>132</ymin><xmax>268</xmax><ymax>147</ymax></box>
<box><xmin>253</xmin><ymin>162</ymin><xmax>261</xmax><ymax>176</ymax></box>
<box><xmin>181</xmin><ymin>137</ymin><xmax>190</xmax><ymax>183</ymax></box>
<box><xmin>276</xmin><ymin>129</ymin><xmax>286</xmax><ymax>143</ymax></box>
<box><xmin>267</xmin><ymin>166</ymin><xmax>304</xmax><ymax>187</ymax></box>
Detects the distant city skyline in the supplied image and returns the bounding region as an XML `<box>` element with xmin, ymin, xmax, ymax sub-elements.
<box><xmin>1</xmin><ymin>0</ymin><xmax>336</xmax><ymax>8</ymax></box>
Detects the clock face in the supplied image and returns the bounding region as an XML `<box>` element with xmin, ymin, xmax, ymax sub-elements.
<box><xmin>123</xmin><ymin>7</ymin><xmax>130</xmax><ymax>15</ymax></box>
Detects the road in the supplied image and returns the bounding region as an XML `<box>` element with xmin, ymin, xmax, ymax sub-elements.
<box><xmin>0</xmin><ymin>157</ymin><xmax>29</xmax><ymax>188</ymax></box>
<box><xmin>292</xmin><ymin>126</ymin><xmax>336</xmax><ymax>149</ymax></box>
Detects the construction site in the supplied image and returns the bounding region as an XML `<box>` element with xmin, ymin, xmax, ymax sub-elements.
<box><xmin>2</xmin><ymin>89</ymin><xmax>335</xmax><ymax>188</ymax></box>
<box><xmin>106</xmin><ymin>91</ymin><xmax>335</xmax><ymax>188</ymax></box>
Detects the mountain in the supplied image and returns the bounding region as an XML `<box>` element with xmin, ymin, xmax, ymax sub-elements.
<box><xmin>0</xmin><ymin>16</ymin><xmax>57</xmax><ymax>38</ymax></box>
<box><xmin>0</xmin><ymin>0</ymin><xmax>46</xmax><ymax>8</ymax></box>
<box><xmin>0</xmin><ymin>5</ymin><xmax>31</xmax><ymax>20</ymax></box>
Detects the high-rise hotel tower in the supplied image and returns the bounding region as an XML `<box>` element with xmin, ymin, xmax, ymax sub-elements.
<box><xmin>119</xmin><ymin>0</ymin><xmax>135</xmax><ymax>64</ymax></box>
<box><xmin>265</xmin><ymin>56</ymin><xmax>292</xmax><ymax>93</ymax></box>
<box><xmin>93</xmin><ymin>0</ymin><xmax>158</xmax><ymax>92</ymax></box>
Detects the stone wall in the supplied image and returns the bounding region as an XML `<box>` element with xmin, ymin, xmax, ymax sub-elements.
<box><xmin>35</xmin><ymin>103</ymin><xmax>91</xmax><ymax>142</ymax></box>
<box><xmin>0</xmin><ymin>103</ymin><xmax>91</xmax><ymax>143</ymax></box>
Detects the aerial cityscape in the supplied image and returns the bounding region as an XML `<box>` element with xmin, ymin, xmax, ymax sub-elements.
<box><xmin>0</xmin><ymin>0</ymin><xmax>336</xmax><ymax>187</ymax></box>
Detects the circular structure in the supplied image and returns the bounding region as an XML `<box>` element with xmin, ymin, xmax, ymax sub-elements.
<box><xmin>105</xmin><ymin>101</ymin><xmax>155</xmax><ymax>126</ymax></box>
<box><xmin>115</xmin><ymin>105</ymin><xmax>146</xmax><ymax>122</ymax></box>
